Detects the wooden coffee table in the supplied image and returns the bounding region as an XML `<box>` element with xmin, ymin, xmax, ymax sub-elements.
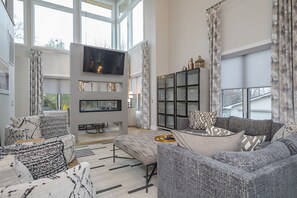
<box><xmin>16</xmin><ymin>138</ymin><xmax>45</xmax><ymax>145</ymax></box>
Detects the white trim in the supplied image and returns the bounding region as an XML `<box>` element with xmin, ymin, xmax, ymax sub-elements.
<box><xmin>43</xmin><ymin>75</ymin><xmax>70</xmax><ymax>80</ymax></box>
<box><xmin>130</xmin><ymin>71</ymin><xmax>141</xmax><ymax>78</ymax></box>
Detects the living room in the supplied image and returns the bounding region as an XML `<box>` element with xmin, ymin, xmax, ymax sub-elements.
<box><xmin>1</xmin><ymin>0</ymin><xmax>297</xmax><ymax>197</ymax></box>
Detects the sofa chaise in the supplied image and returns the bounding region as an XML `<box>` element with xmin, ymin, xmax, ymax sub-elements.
<box><xmin>158</xmin><ymin>116</ymin><xmax>297</xmax><ymax>198</ymax></box>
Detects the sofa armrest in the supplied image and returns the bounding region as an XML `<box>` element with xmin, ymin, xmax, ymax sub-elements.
<box><xmin>176</xmin><ymin>117</ymin><xmax>189</xmax><ymax>130</ymax></box>
<box><xmin>158</xmin><ymin>143</ymin><xmax>297</xmax><ymax>198</ymax></box>
<box><xmin>0</xmin><ymin>162</ymin><xmax>96</xmax><ymax>198</ymax></box>
<box><xmin>157</xmin><ymin>143</ymin><xmax>255</xmax><ymax>198</ymax></box>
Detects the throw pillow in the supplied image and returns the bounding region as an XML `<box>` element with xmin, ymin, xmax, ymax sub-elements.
<box><xmin>10</xmin><ymin>116</ymin><xmax>42</xmax><ymax>139</ymax></box>
<box><xmin>172</xmin><ymin>130</ymin><xmax>244</xmax><ymax>157</ymax></box>
<box><xmin>0</xmin><ymin>140</ymin><xmax>67</xmax><ymax>180</ymax></box>
<box><xmin>213</xmin><ymin>141</ymin><xmax>291</xmax><ymax>172</ymax></box>
<box><xmin>206</xmin><ymin>126</ymin><xmax>266</xmax><ymax>151</ymax></box>
<box><xmin>4</xmin><ymin>126</ymin><xmax>31</xmax><ymax>145</ymax></box>
<box><xmin>188</xmin><ymin>111</ymin><xmax>217</xmax><ymax>130</ymax></box>
<box><xmin>40</xmin><ymin>115</ymin><xmax>69</xmax><ymax>139</ymax></box>
<box><xmin>0</xmin><ymin>155</ymin><xmax>33</xmax><ymax>187</ymax></box>
<box><xmin>272</xmin><ymin>124</ymin><xmax>297</xmax><ymax>142</ymax></box>
<box><xmin>278</xmin><ymin>134</ymin><xmax>297</xmax><ymax>155</ymax></box>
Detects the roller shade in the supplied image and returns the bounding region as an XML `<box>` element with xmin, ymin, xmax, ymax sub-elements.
<box><xmin>44</xmin><ymin>78</ymin><xmax>70</xmax><ymax>94</ymax></box>
<box><xmin>221</xmin><ymin>49</ymin><xmax>271</xmax><ymax>89</ymax></box>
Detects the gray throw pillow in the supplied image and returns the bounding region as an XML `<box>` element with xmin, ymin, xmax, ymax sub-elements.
<box><xmin>40</xmin><ymin>115</ymin><xmax>69</xmax><ymax>139</ymax></box>
<box><xmin>213</xmin><ymin>141</ymin><xmax>291</xmax><ymax>172</ymax></box>
<box><xmin>279</xmin><ymin>134</ymin><xmax>297</xmax><ymax>155</ymax></box>
<box><xmin>172</xmin><ymin>130</ymin><xmax>244</xmax><ymax>157</ymax></box>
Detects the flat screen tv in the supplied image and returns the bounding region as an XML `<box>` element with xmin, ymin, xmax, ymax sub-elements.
<box><xmin>83</xmin><ymin>46</ymin><xmax>125</xmax><ymax>75</ymax></box>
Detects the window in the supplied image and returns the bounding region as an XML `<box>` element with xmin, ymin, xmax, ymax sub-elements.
<box><xmin>132</xmin><ymin>0</ymin><xmax>143</xmax><ymax>46</ymax></box>
<box><xmin>34</xmin><ymin>4</ymin><xmax>73</xmax><ymax>50</ymax></box>
<box><xmin>81</xmin><ymin>0</ymin><xmax>113</xmax><ymax>48</ymax></box>
<box><xmin>117</xmin><ymin>0</ymin><xmax>143</xmax><ymax>50</ymax></box>
<box><xmin>14</xmin><ymin>0</ymin><xmax>24</xmax><ymax>44</ymax></box>
<box><xmin>44</xmin><ymin>93</ymin><xmax>70</xmax><ymax>111</ymax></box>
<box><xmin>221</xmin><ymin>47</ymin><xmax>271</xmax><ymax>119</ymax></box>
<box><xmin>43</xmin><ymin>78</ymin><xmax>70</xmax><ymax>111</ymax></box>
<box><xmin>40</xmin><ymin>0</ymin><xmax>73</xmax><ymax>8</ymax></box>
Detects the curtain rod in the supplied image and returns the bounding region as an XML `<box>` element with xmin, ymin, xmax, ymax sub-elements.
<box><xmin>206</xmin><ymin>0</ymin><xmax>227</xmax><ymax>11</ymax></box>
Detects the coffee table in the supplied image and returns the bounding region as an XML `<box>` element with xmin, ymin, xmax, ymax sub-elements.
<box><xmin>113</xmin><ymin>131</ymin><xmax>176</xmax><ymax>193</ymax></box>
<box><xmin>16</xmin><ymin>138</ymin><xmax>45</xmax><ymax>145</ymax></box>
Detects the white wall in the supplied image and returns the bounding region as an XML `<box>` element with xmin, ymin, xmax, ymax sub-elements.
<box><xmin>168</xmin><ymin>0</ymin><xmax>272</xmax><ymax>73</ymax></box>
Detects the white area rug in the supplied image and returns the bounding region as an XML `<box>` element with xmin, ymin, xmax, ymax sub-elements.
<box><xmin>75</xmin><ymin>142</ymin><xmax>157</xmax><ymax>198</ymax></box>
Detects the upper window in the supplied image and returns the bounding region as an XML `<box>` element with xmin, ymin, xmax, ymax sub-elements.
<box><xmin>117</xmin><ymin>0</ymin><xmax>143</xmax><ymax>50</ymax></box>
<box><xmin>14</xmin><ymin>0</ymin><xmax>24</xmax><ymax>44</ymax></box>
<box><xmin>33</xmin><ymin>2</ymin><xmax>73</xmax><ymax>50</ymax></box>
<box><xmin>40</xmin><ymin>0</ymin><xmax>73</xmax><ymax>8</ymax></box>
<box><xmin>81</xmin><ymin>0</ymin><xmax>113</xmax><ymax>48</ymax></box>
<box><xmin>132</xmin><ymin>0</ymin><xmax>143</xmax><ymax>46</ymax></box>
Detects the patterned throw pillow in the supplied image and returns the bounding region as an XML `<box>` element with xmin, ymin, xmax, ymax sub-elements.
<box><xmin>206</xmin><ymin>126</ymin><xmax>266</xmax><ymax>151</ymax></box>
<box><xmin>189</xmin><ymin>111</ymin><xmax>217</xmax><ymax>130</ymax></box>
<box><xmin>272</xmin><ymin>124</ymin><xmax>297</xmax><ymax>142</ymax></box>
<box><xmin>0</xmin><ymin>141</ymin><xmax>67</xmax><ymax>180</ymax></box>
<box><xmin>172</xmin><ymin>130</ymin><xmax>244</xmax><ymax>157</ymax></box>
<box><xmin>0</xmin><ymin>155</ymin><xmax>33</xmax><ymax>187</ymax></box>
<box><xmin>5</xmin><ymin>126</ymin><xmax>31</xmax><ymax>145</ymax></box>
<box><xmin>40</xmin><ymin>115</ymin><xmax>69</xmax><ymax>139</ymax></box>
<box><xmin>10</xmin><ymin>116</ymin><xmax>42</xmax><ymax>139</ymax></box>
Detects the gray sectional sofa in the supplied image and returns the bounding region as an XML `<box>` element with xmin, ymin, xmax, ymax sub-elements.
<box><xmin>157</xmin><ymin>116</ymin><xmax>297</xmax><ymax>198</ymax></box>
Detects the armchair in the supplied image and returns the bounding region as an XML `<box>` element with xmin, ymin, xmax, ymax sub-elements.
<box><xmin>0</xmin><ymin>140</ymin><xmax>95</xmax><ymax>198</ymax></box>
<box><xmin>3</xmin><ymin>115</ymin><xmax>75</xmax><ymax>163</ymax></box>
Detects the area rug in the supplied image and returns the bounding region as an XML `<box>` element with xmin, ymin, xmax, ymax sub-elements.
<box><xmin>75</xmin><ymin>142</ymin><xmax>157</xmax><ymax>198</ymax></box>
<box><xmin>74</xmin><ymin>148</ymin><xmax>95</xmax><ymax>158</ymax></box>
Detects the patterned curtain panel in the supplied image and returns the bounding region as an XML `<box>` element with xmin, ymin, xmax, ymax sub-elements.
<box><xmin>271</xmin><ymin>0</ymin><xmax>297</xmax><ymax>123</ymax></box>
<box><xmin>30</xmin><ymin>49</ymin><xmax>43</xmax><ymax>116</ymax></box>
<box><xmin>207</xmin><ymin>5</ymin><xmax>222</xmax><ymax>116</ymax></box>
<box><xmin>140</xmin><ymin>41</ymin><xmax>150</xmax><ymax>129</ymax></box>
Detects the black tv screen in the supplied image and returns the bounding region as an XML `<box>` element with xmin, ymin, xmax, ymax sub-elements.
<box><xmin>83</xmin><ymin>46</ymin><xmax>125</xmax><ymax>75</ymax></box>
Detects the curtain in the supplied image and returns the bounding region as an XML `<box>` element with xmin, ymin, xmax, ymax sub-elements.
<box><xmin>271</xmin><ymin>0</ymin><xmax>297</xmax><ymax>123</ymax></box>
<box><xmin>30</xmin><ymin>49</ymin><xmax>43</xmax><ymax>115</ymax></box>
<box><xmin>139</xmin><ymin>41</ymin><xmax>150</xmax><ymax>129</ymax></box>
<box><xmin>207</xmin><ymin>5</ymin><xmax>222</xmax><ymax>116</ymax></box>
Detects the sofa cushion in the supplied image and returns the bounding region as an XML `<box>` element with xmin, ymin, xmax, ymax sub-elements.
<box><xmin>0</xmin><ymin>140</ymin><xmax>67</xmax><ymax>179</ymax></box>
<box><xmin>214</xmin><ymin>117</ymin><xmax>229</xmax><ymax>129</ymax></box>
<box><xmin>40</xmin><ymin>115</ymin><xmax>69</xmax><ymax>139</ymax></box>
<box><xmin>213</xmin><ymin>141</ymin><xmax>291</xmax><ymax>172</ymax></box>
<box><xmin>272</xmin><ymin>124</ymin><xmax>297</xmax><ymax>142</ymax></box>
<box><xmin>10</xmin><ymin>116</ymin><xmax>42</xmax><ymax>139</ymax></box>
<box><xmin>228</xmin><ymin>116</ymin><xmax>272</xmax><ymax>140</ymax></box>
<box><xmin>189</xmin><ymin>111</ymin><xmax>217</xmax><ymax>130</ymax></box>
<box><xmin>279</xmin><ymin>134</ymin><xmax>297</xmax><ymax>155</ymax></box>
<box><xmin>206</xmin><ymin>126</ymin><xmax>266</xmax><ymax>151</ymax></box>
<box><xmin>172</xmin><ymin>130</ymin><xmax>244</xmax><ymax>157</ymax></box>
<box><xmin>0</xmin><ymin>155</ymin><xmax>33</xmax><ymax>187</ymax></box>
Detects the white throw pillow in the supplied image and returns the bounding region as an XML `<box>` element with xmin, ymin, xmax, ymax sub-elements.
<box><xmin>0</xmin><ymin>155</ymin><xmax>33</xmax><ymax>187</ymax></box>
<box><xmin>272</xmin><ymin>124</ymin><xmax>297</xmax><ymax>142</ymax></box>
<box><xmin>10</xmin><ymin>116</ymin><xmax>42</xmax><ymax>139</ymax></box>
<box><xmin>206</xmin><ymin>126</ymin><xmax>266</xmax><ymax>151</ymax></box>
<box><xmin>172</xmin><ymin>130</ymin><xmax>244</xmax><ymax>157</ymax></box>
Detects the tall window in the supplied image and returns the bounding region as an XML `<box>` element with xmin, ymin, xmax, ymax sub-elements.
<box><xmin>81</xmin><ymin>0</ymin><xmax>113</xmax><ymax>48</ymax></box>
<box><xmin>14</xmin><ymin>0</ymin><xmax>24</xmax><ymax>44</ymax></box>
<box><xmin>33</xmin><ymin>1</ymin><xmax>73</xmax><ymax>50</ymax></box>
<box><xmin>117</xmin><ymin>0</ymin><xmax>143</xmax><ymax>50</ymax></box>
<box><xmin>221</xmin><ymin>47</ymin><xmax>271</xmax><ymax>119</ymax></box>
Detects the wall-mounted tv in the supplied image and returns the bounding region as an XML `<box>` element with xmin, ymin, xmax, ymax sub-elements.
<box><xmin>83</xmin><ymin>46</ymin><xmax>125</xmax><ymax>75</ymax></box>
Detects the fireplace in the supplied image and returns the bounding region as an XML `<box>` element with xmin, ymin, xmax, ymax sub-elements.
<box><xmin>79</xmin><ymin>100</ymin><xmax>121</xmax><ymax>113</ymax></box>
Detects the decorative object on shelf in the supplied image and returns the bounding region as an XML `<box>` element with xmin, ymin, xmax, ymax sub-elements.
<box><xmin>182</xmin><ymin>66</ymin><xmax>187</xmax><ymax>71</ymax></box>
<box><xmin>107</xmin><ymin>82</ymin><xmax>117</xmax><ymax>92</ymax></box>
<box><xmin>188</xmin><ymin>58</ymin><xmax>194</xmax><ymax>70</ymax></box>
<box><xmin>195</xmin><ymin>55</ymin><xmax>205</xmax><ymax>68</ymax></box>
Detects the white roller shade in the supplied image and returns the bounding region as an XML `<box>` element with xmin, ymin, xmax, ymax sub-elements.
<box><xmin>221</xmin><ymin>49</ymin><xmax>271</xmax><ymax>89</ymax></box>
<box><xmin>44</xmin><ymin>78</ymin><xmax>70</xmax><ymax>94</ymax></box>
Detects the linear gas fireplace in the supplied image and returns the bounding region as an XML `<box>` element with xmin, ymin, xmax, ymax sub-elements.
<box><xmin>79</xmin><ymin>100</ymin><xmax>121</xmax><ymax>113</ymax></box>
